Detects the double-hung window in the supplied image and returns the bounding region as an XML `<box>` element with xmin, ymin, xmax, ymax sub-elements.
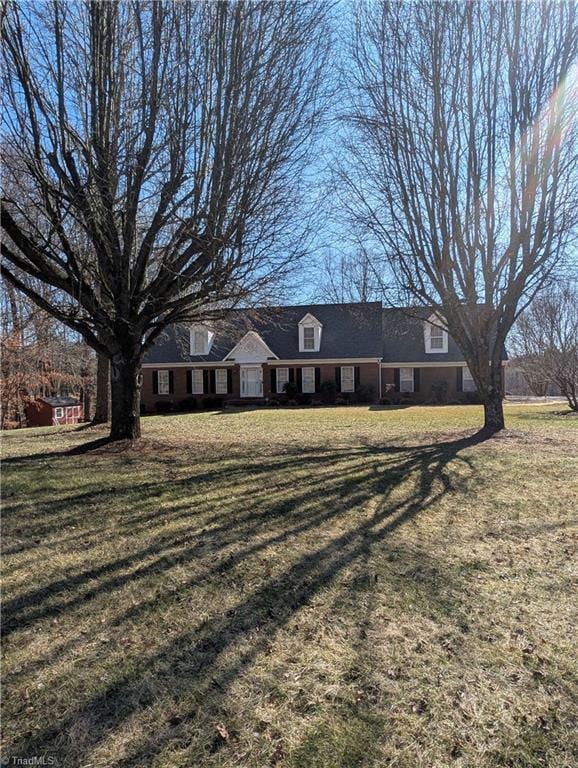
<box><xmin>302</xmin><ymin>367</ymin><xmax>315</xmax><ymax>394</ymax></box>
<box><xmin>191</xmin><ymin>369</ymin><xmax>204</xmax><ymax>394</ymax></box>
<box><xmin>303</xmin><ymin>326</ymin><xmax>315</xmax><ymax>350</ymax></box>
<box><xmin>190</xmin><ymin>325</ymin><xmax>210</xmax><ymax>355</ymax></box>
<box><xmin>158</xmin><ymin>369</ymin><xmax>170</xmax><ymax>395</ymax></box>
<box><xmin>54</xmin><ymin>407</ymin><xmax>63</xmax><ymax>418</ymax></box>
<box><xmin>463</xmin><ymin>366</ymin><xmax>476</xmax><ymax>392</ymax></box>
<box><xmin>425</xmin><ymin>316</ymin><xmax>448</xmax><ymax>353</ymax></box>
<box><xmin>215</xmin><ymin>369</ymin><xmax>228</xmax><ymax>395</ymax></box>
<box><xmin>429</xmin><ymin>325</ymin><xmax>445</xmax><ymax>350</ymax></box>
<box><xmin>341</xmin><ymin>366</ymin><xmax>355</xmax><ymax>393</ymax></box>
<box><xmin>400</xmin><ymin>367</ymin><xmax>414</xmax><ymax>393</ymax></box>
<box><xmin>276</xmin><ymin>367</ymin><xmax>289</xmax><ymax>393</ymax></box>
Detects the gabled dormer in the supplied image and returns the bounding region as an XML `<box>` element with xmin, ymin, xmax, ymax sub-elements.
<box><xmin>298</xmin><ymin>313</ymin><xmax>323</xmax><ymax>352</ymax></box>
<box><xmin>189</xmin><ymin>324</ymin><xmax>214</xmax><ymax>356</ymax></box>
<box><xmin>424</xmin><ymin>313</ymin><xmax>448</xmax><ymax>354</ymax></box>
<box><xmin>224</xmin><ymin>331</ymin><xmax>278</xmax><ymax>363</ymax></box>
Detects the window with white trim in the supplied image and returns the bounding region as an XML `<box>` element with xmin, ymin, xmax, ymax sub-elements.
<box><xmin>158</xmin><ymin>369</ymin><xmax>170</xmax><ymax>395</ymax></box>
<box><xmin>463</xmin><ymin>366</ymin><xmax>476</xmax><ymax>392</ymax></box>
<box><xmin>54</xmin><ymin>407</ymin><xmax>63</xmax><ymax>418</ymax></box>
<box><xmin>400</xmin><ymin>367</ymin><xmax>414</xmax><ymax>393</ymax></box>
<box><xmin>191</xmin><ymin>369</ymin><xmax>204</xmax><ymax>394</ymax></box>
<box><xmin>303</xmin><ymin>326</ymin><xmax>315</xmax><ymax>351</ymax></box>
<box><xmin>302</xmin><ymin>367</ymin><xmax>315</xmax><ymax>393</ymax></box>
<box><xmin>215</xmin><ymin>369</ymin><xmax>228</xmax><ymax>395</ymax></box>
<box><xmin>424</xmin><ymin>315</ymin><xmax>448</xmax><ymax>354</ymax></box>
<box><xmin>276</xmin><ymin>367</ymin><xmax>289</xmax><ymax>394</ymax></box>
<box><xmin>341</xmin><ymin>366</ymin><xmax>355</xmax><ymax>393</ymax></box>
<box><xmin>298</xmin><ymin>314</ymin><xmax>322</xmax><ymax>352</ymax></box>
<box><xmin>429</xmin><ymin>325</ymin><xmax>445</xmax><ymax>350</ymax></box>
<box><xmin>190</xmin><ymin>325</ymin><xmax>211</xmax><ymax>355</ymax></box>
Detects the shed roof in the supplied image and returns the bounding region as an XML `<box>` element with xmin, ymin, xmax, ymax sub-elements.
<box><xmin>41</xmin><ymin>397</ymin><xmax>82</xmax><ymax>407</ymax></box>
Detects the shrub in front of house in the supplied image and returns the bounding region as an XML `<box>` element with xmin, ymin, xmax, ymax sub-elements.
<box><xmin>283</xmin><ymin>381</ymin><xmax>299</xmax><ymax>399</ymax></box>
<box><xmin>155</xmin><ymin>400</ymin><xmax>173</xmax><ymax>413</ymax></box>
<box><xmin>430</xmin><ymin>380</ymin><xmax>449</xmax><ymax>404</ymax></box>
<box><xmin>296</xmin><ymin>393</ymin><xmax>312</xmax><ymax>406</ymax></box>
<box><xmin>319</xmin><ymin>380</ymin><xmax>337</xmax><ymax>404</ymax></box>
<box><xmin>202</xmin><ymin>396</ymin><xmax>225</xmax><ymax>409</ymax></box>
<box><xmin>202</xmin><ymin>396</ymin><xmax>223</xmax><ymax>411</ymax></box>
<box><xmin>177</xmin><ymin>397</ymin><xmax>198</xmax><ymax>412</ymax></box>
<box><xmin>355</xmin><ymin>384</ymin><xmax>376</xmax><ymax>404</ymax></box>
<box><xmin>459</xmin><ymin>391</ymin><xmax>482</xmax><ymax>405</ymax></box>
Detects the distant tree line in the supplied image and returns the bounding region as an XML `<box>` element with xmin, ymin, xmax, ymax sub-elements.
<box><xmin>510</xmin><ymin>282</ymin><xmax>578</xmax><ymax>411</ymax></box>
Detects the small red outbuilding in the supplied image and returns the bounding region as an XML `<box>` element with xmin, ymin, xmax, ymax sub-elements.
<box><xmin>25</xmin><ymin>397</ymin><xmax>84</xmax><ymax>427</ymax></box>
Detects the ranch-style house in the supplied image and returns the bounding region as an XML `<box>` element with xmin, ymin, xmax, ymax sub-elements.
<box><xmin>140</xmin><ymin>302</ymin><xmax>498</xmax><ymax>411</ymax></box>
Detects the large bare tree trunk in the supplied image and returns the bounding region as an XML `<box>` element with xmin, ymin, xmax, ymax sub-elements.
<box><xmin>92</xmin><ymin>353</ymin><xmax>110</xmax><ymax>425</ymax></box>
<box><xmin>110</xmin><ymin>354</ymin><xmax>142</xmax><ymax>441</ymax></box>
<box><xmin>483</xmin><ymin>364</ymin><xmax>505</xmax><ymax>432</ymax></box>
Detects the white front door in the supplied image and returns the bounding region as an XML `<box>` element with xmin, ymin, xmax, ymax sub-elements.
<box><xmin>240</xmin><ymin>366</ymin><xmax>263</xmax><ymax>397</ymax></box>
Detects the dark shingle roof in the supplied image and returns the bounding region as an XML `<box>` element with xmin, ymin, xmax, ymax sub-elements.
<box><xmin>381</xmin><ymin>307</ymin><xmax>466</xmax><ymax>363</ymax></box>
<box><xmin>41</xmin><ymin>396</ymin><xmax>81</xmax><ymax>407</ymax></box>
<box><xmin>144</xmin><ymin>302</ymin><xmax>385</xmax><ymax>364</ymax></box>
<box><xmin>143</xmin><ymin>302</ymin><xmax>509</xmax><ymax>366</ymax></box>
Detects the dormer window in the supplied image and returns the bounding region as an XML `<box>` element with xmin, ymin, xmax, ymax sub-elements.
<box><xmin>430</xmin><ymin>325</ymin><xmax>445</xmax><ymax>350</ymax></box>
<box><xmin>298</xmin><ymin>313</ymin><xmax>322</xmax><ymax>352</ymax></box>
<box><xmin>189</xmin><ymin>324</ymin><xmax>213</xmax><ymax>356</ymax></box>
<box><xmin>303</xmin><ymin>326</ymin><xmax>315</xmax><ymax>350</ymax></box>
<box><xmin>424</xmin><ymin>314</ymin><xmax>448</xmax><ymax>354</ymax></box>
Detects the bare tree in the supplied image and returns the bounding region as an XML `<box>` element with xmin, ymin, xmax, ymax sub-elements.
<box><xmin>1</xmin><ymin>0</ymin><xmax>329</xmax><ymax>440</ymax></box>
<box><xmin>342</xmin><ymin>1</ymin><xmax>578</xmax><ymax>431</ymax></box>
<box><xmin>0</xmin><ymin>278</ymin><xmax>91</xmax><ymax>427</ymax></box>
<box><xmin>312</xmin><ymin>247</ymin><xmax>384</xmax><ymax>304</ymax></box>
<box><xmin>511</xmin><ymin>282</ymin><xmax>578</xmax><ymax>411</ymax></box>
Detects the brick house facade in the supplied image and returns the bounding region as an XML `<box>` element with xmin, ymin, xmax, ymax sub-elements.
<box><xmin>141</xmin><ymin>302</ymin><xmax>503</xmax><ymax>411</ymax></box>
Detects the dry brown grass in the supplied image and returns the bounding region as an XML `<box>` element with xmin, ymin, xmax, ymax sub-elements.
<box><xmin>2</xmin><ymin>405</ymin><xmax>577</xmax><ymax>768</ymax></box>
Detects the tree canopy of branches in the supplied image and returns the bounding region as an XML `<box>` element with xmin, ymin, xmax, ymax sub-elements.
<box><xmin>312</xmin><ymin>247</ymin><xmax>384</xmax><ymax>304</ymax></box>
<box><xmin>510</xmin><ymin>282</ymin><xmax>578</xmax><ymax>411</ymax></box>
<box><xmin>1</xmin><ymin>0</ymin><xmax>329</xmax><ymax>439</ymax></box>
<box><xmin>342</xmin><ymin>0</ymin><xmax>578</xmax><ymax>431</ymax></box>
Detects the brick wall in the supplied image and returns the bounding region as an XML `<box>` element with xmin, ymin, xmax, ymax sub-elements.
<box><xmin>141</xmin><ymin>362</ymin><xmax>382</xmax><ymax>411</ymax></box>
<box><xmin>381</xmin><ymin>365</ymin><xmax>464</xmax><ymax>403</ymax></box>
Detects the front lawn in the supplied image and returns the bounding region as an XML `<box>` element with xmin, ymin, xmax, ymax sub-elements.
<box><xmin>2</xmin><ymin>405</ymin><xmax>577</xmax><ymax>767</ymax></box>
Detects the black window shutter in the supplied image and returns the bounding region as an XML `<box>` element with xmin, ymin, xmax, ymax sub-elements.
<box><xmin>335</xmin><ymin>367</ymin><xmax>341</xmax><ymax>391</ymax></box>
<box><xmin>288</xmin><ymin>368</ymin><xmax>295</xmax><ymax>383</ymax></box>
<box><xmin>270</xmin><ymin>368</ymin><xmax>276</xmax><ymax>393</ymax></box>
<box><xmin>394</xmin><ymin>368</ymin><xmax>400</xmax><ymax>392</ymax></box>
<box><xmin>168</xmin><ymin>371</ymin><xmax>174</xmax><ymax>394</ymax></box>
<box><xmin>209</xmin><ymin>370</ymin><xmax>216</xmax><ymax>394</ymax></box>
<box><xmin>354</xmin><ymin>366</ymin><xmax>361</xmax><ymax>390</ymax></box>
<box><xmin>202</xmin><ymin>370</ymin><xmax>209</xmax><ymax>394</ymax></box>
<box><xmin>227</xmin><ymin>369</ymin><xmax>233</xmax><ymax>394</ymax></box>
<box><xmin>315</xmin><ymin>367</ymin><xmax>321</xmax><ymax>392</ymax></box>
<box><xmin>186</xmin><ymin>370</ymin><xmax>192</xmax><ymax>394</ymax></box>
<box><xmin>153</xmin><ymin>371</ymin><xmax>159</xmax><ymax>394</ymax></box>
<box><xmin>296</xmin><ymin>368</ymin><xmax>303</xmax><ymax>392</ymax></box>
<box><xmin>414</xmin><ymin>368</ymin><xmax>420</xmax><ymax>392</ymax></box>
<box><xmin>456</xmin><ymin>367</ymin><xmax>463</xmax><ymax>392</ymax></box>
